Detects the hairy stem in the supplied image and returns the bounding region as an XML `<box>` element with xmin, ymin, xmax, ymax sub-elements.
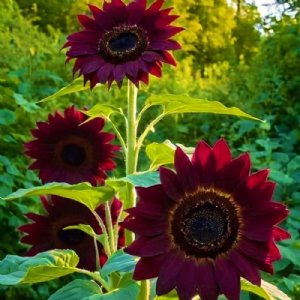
<box><xmin>125</xmin><ymin>81</ymin><xmax>150</xmax><ymax>300</ymax></box>
<box><xmin>125</xmin><ymin>81</ymin><xmax>138</xmax><ymax>245</ymax></box>
<box><xmin>126</xmin><ymin>81</ymin><xmax>138</xmax><ymax>175</ymax></box>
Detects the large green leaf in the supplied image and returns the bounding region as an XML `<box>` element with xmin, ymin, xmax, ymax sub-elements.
<box><xmin>145</xmin><ymin>94</ymin><xmax>260</xmax><ymax>121</ymax></box>
<box><xmin>0</xmin><ymin>250</ymin><xmax>78</xmax><ymax>285</ymax></box>
<box><xmin>83</xmin><ymin>104</ymin><xmax>123</xmax><ymax>121</ymax></box>
<box><xmin>241</xmin><ymin>279</ymin><xmax>291</xmax><ymax>300</ymax></box>
<box><xmin>146</xmin><ymin>142</ymin><xmax>175</xmax><ymax>171</ymax></box>
<box><xmin>38</xmin><ymin>77</ymin><xmax>90</xmax><ymax>102</ymax></box>
<box><xmin>49</xmin><ymin>279</ymin><xmax>102</xmax><ymax>300</ymax></box>
<box><xmin>106</xmin><ymin>172</ymin><xmax>160</xmax><ymax>209</ymax></box>
<box><xmin>89</xmin><ymin>282</ymin><xmax>140</xmax><ymax>300</ymax></box>
<box><xmin>100</xmin><ymin>250</ymin><xmax>136</xmax><ymax>280</ymax></box>
<box><xmin>125</xmin><ymin>172</ymin><xmax>160</xmax><ymax>187</ymax></box>
<box><xmin>2</xmin><ymin>182</ymin><xmax>115</xmax><ymax>211</ymax></box>
<box><xmin>107</xmin><ymin>172</ymin><xmax>160</xmax><ymax>192</ymax></box>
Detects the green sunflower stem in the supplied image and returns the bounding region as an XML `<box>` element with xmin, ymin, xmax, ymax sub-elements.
<box><xmin>125</xmin><ymin>81</ymin><xmax>138</xmax><ymax>245</ymax></box>
<box><xmin>92</xmin><ymin>211</ymin><xmax>111</xmax><ymax>257</ymax></box>
<box><xmin>125</xmin><ymin>81</ymin><xmax>150</xmax><ymax>300</ymax></box>
<box><xmin>126</xmin><ymin>80</ymin><xmax>138</xmax><ymax>176</ymax></box>
<box><xmin>138</xmin><ymin>280</ymin><xmax>150</xmax><ymax>300</ymax></box>
<box><xmin>105</xmin><ymin>200</ymin><xmax>116</xmax><ymax>253</ymax></box>
<box><xmin>93</xmin><ymin>236</ymin><xmax>101</xmax><ymax>271</ymax></box>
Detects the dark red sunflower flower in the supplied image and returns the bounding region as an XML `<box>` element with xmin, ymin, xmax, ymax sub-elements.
<box><xmin>24</xmin><ymin>106</ymin><xmax>119</xmax><ymax>185</ymax></box>
<box><xmin>19</xmin><ymin>196</ymin><xmax>124</xmax><ymax>271</ymax></box>
<box><xmin>123</xmin><ymin>139</ymin><xmax>290</xmax><ymax>300</ymax></box>
<box><xmin>64</xmin><ymin>0</ymin><xmax>183</xmax><ymax>88</ymax></box>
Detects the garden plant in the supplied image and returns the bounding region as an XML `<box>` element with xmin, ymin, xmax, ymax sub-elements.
<box><xmin>0</xmin><ymin>0</ymin><xmax>299</xmax><ymax>299</ymax></box>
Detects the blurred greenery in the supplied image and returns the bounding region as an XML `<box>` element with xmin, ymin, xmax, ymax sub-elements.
<box><xmin>0</xmin><ymin>0</ymin><xmax>299</xmax><ymax>298</ymax></box>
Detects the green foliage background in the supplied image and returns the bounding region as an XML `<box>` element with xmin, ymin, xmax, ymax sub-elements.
<box><xmin>0</xmin><ymin>0</ymin><xmax>299</xmax><ymax>298</ymax></box>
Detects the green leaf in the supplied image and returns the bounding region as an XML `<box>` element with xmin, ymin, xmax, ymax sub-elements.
<box><xmin>0</xmin><ymin>250</ymin><xmax>78</xmax><ymax>285</ymax></box>
<box><xmin>106</xmin><ymin>179</ymin><xmax>133</xmax><ymax>209</ymax></box>
<box><xmin>38</xmin><ymin>77</ymin><xmax>90</xmax><ymax>102</ymax></box>
<box><xmin>241</xmin><ymin>279</ymin><xmax>291</xmax><ymax>300</ymax></box>
<box><xmin>107</xmin><ymin>172</ymin><xmax>160</xmax><ymax>192</ymax></box>
<box><xmin>64</xmin><ymin>224</ymin><xmax>97</xmax><ymax>239</ymax></box>
<box><xmin>278</xmin><ymin>245</ymin><xmax>300</xmax><ymax>267</ymax></box>
<box><xmin>100</xmin><ymin>250</ymin><xmax>136</xmax><ymax>280</ymax></box>
<box><xmin>125</xmin><ymin>172</ymin><xmax>160</xmax><ymax>187</ymax></box>
<box><xmin>64</xmin><ymin>224</ymin><xmax>105</xmax><ymax>245</ymax></box>
<box><xmin>146</xmin><ymin>142</ymin><xmax>175</xmax><ymax>171</ymax></box>
<box><xmin>261</xmin><ymin>280</ymin><xmax>291</xmax><ymax>300</ymax></box>
<box><xmin>13</xmin><ymin>93</ymin><xmax>39</xmax><ymax>112</ymax></box>
<box><xmin>83</xmin><ymin>104</ymin><xmax>123</xmax><ymax>121</ymax></box>
<box><xmin>145</xmin><ymin>94</ymin><xmax>260</xmax><ymax>121</ymax></box>
<box><xmin>270</xmin><ymin>170</ymin><xmax>294</xmax><ymax>185</ymax></box>
<box><xmin>49</xmin><ymin>279</ymin><xmax>102</xmax><ymax>300</ymax></box>
<box><xmin>89</xmin><ymin>282</ymin><xmax>139</xmax><ymax>300</ymax></box>
<box><xmin>2</xmin><ymin>182</ymin><xmax>115</xmax><ymax>211</ymax></box>
<box><xmin>0</xmin><ymin>109</ymin><xmax>16</xmax><ymax>125</ymax></box>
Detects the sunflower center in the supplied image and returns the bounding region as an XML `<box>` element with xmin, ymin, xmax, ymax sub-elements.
<box><xmin>171</xmin><ymin>190</ymin><xmax>240</xmax><ymax>259</ymax></box>
<box><xmin>109</xmin><ymin>32</ymin><xmax>139</xmax><ymax>53</ymax></box>
<box><xmin>61</xmin><ymin>144</ymin><xmax>86</xmax><ymax>166</ymax></box>
<box><xmin>98</xmin><ymin>25</ymin><xmax>148</xmax><ymax>64</ymax></box>
<box><xmin>183</xmin><ymin>204</ymin><xmax>227</xmax><ymax>244</ymax></box>
<box><xmin>58</xmin><ymin>229</ymin><xmax>85</xmax><ymax>245</ymax></box>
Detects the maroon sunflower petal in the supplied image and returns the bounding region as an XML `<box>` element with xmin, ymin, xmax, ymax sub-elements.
<box><xmin>215</xmin><ymin>153</ymin><xmax>251</xmax><ymax>193</ymax></box>
<box><xmin>133</xmin><ymin>254</ymin><xmax>166</xmax><ymax>280</ymax></box>
<box><xmin>174</xmin><ymin>147</ymin><xmax>199</xmax><ymax>192</ymax></box>
<box><xmin>273</xmin><ymin>226</ymin><xmax>291</xmax><ymax>241</ymax></box>
<box><xmin>197</xmin><ymin>262</ymin><xmax>219</xmax><ymax>300</ymax></box>
<box><xmin>124</xmin><ymin>139</ymin><xmax>290</xmax><ymax>300</ymax></box>
<box><xmin>24</xmin><ymin>106</ymin><xmax>118</xmax><ymax>185</ymax></box>
<box><xmin>229</xmin><ymin>251</ymin><xmax>261</xmax><ymax>285</ymax></box>
<box><xmin>192</xmin><ymin>140</ymin><xmax>216</xmax><ymax>186</ymax></box>
<box><xmin>159</xmin><ymin>166</ymin><xmax>183</xmax><ymax>201</ymax></box>
<box><xmin>156</xmin><ymin>250</ymin><xmax>185</xmax><ymax>296</ymax></box>
<box><xmin>215</xmin><ymin>258</ymin><xmax>240</xmax><ymax>300</ymax></box>
<box><xmin>19</xmin><ymin>196</ymin><xmax>123</xmax><ymax>271</ymax></box>
<box><xmin>125</xmin><ymin>235</ymin><xmax>170</xmax><ymax>257</ymax></box>
<box><xmin>64</xmin><ymin>0</ymin><xmax>182</xmax><ymax>88</ymax></box>
<box><xmin>176</xmin><ymin>260</ymin><xmax>198</xmax><ymax>300</ymax></box>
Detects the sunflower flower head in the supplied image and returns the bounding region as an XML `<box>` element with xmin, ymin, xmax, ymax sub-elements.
<box><xmin>24</xmin><ymin>106</ymin><xmax>119</xmax><ymax>185</ymax></box>
<box><xmin>64</xmin><ymin>0</ymin><xmax>183</xmax><ymax>89</ymax></box>
<box><xmin>123</xmin><ymin>139</ymin><xmax>290</xmax><ymax>300</ymax></box>
<box><xmin>19</xmin><ymin>196</ymin><xmax>124</xmax><ymax>271</ymax></box>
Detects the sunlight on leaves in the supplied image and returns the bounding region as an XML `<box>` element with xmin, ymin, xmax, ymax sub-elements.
<box><xmin>146</xmin><ymin>142</ymin><xmax>175</xmax><ymax>171</ymax></box>
<box><xmin>0</xmin><ymin>250</ymin><xmax>78</xmax><ymax>285</ymax></box>
<box><xmin>241</xmin><ymin>279</ymin><xmax>291</xmax><ymax>300</ymax></box>
<box><xmin>83</xmin><ymin>104</ymin><xmax>123</xmax><ymax>121</ymax></box>
<box><xmin>2</xmin><ymin>182</ymin><xmax>115</xmax><ymax>211</ymax></box>
<box><xmin>145</xmin><ymin>94</ymin><xmax>261</xmax><ymax>121</ymax></box>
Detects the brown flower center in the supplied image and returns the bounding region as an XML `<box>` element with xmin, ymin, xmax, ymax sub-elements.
<box><xmin>98</xmin><ymin>25</ymin><xmax>148</xmax><ymax>64</ymax></box>
<box><xmin>55</xmin><ymin>136</ymin><xmax>94</xmax><ymax>169</ymax></box>
<box><xmin>58</xmin><ymin>228</ymin><xmax>86</xmax><ymax>246</ymax></box>
<box><xmin>61</xmin><ymin>143</ymin><xmax>86</xmax><ymax>166</ymax></box>
<box><xmin>170</xmin><ymin>189</ymin><xmax>240</xmax><ymax>259</ymax></box>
